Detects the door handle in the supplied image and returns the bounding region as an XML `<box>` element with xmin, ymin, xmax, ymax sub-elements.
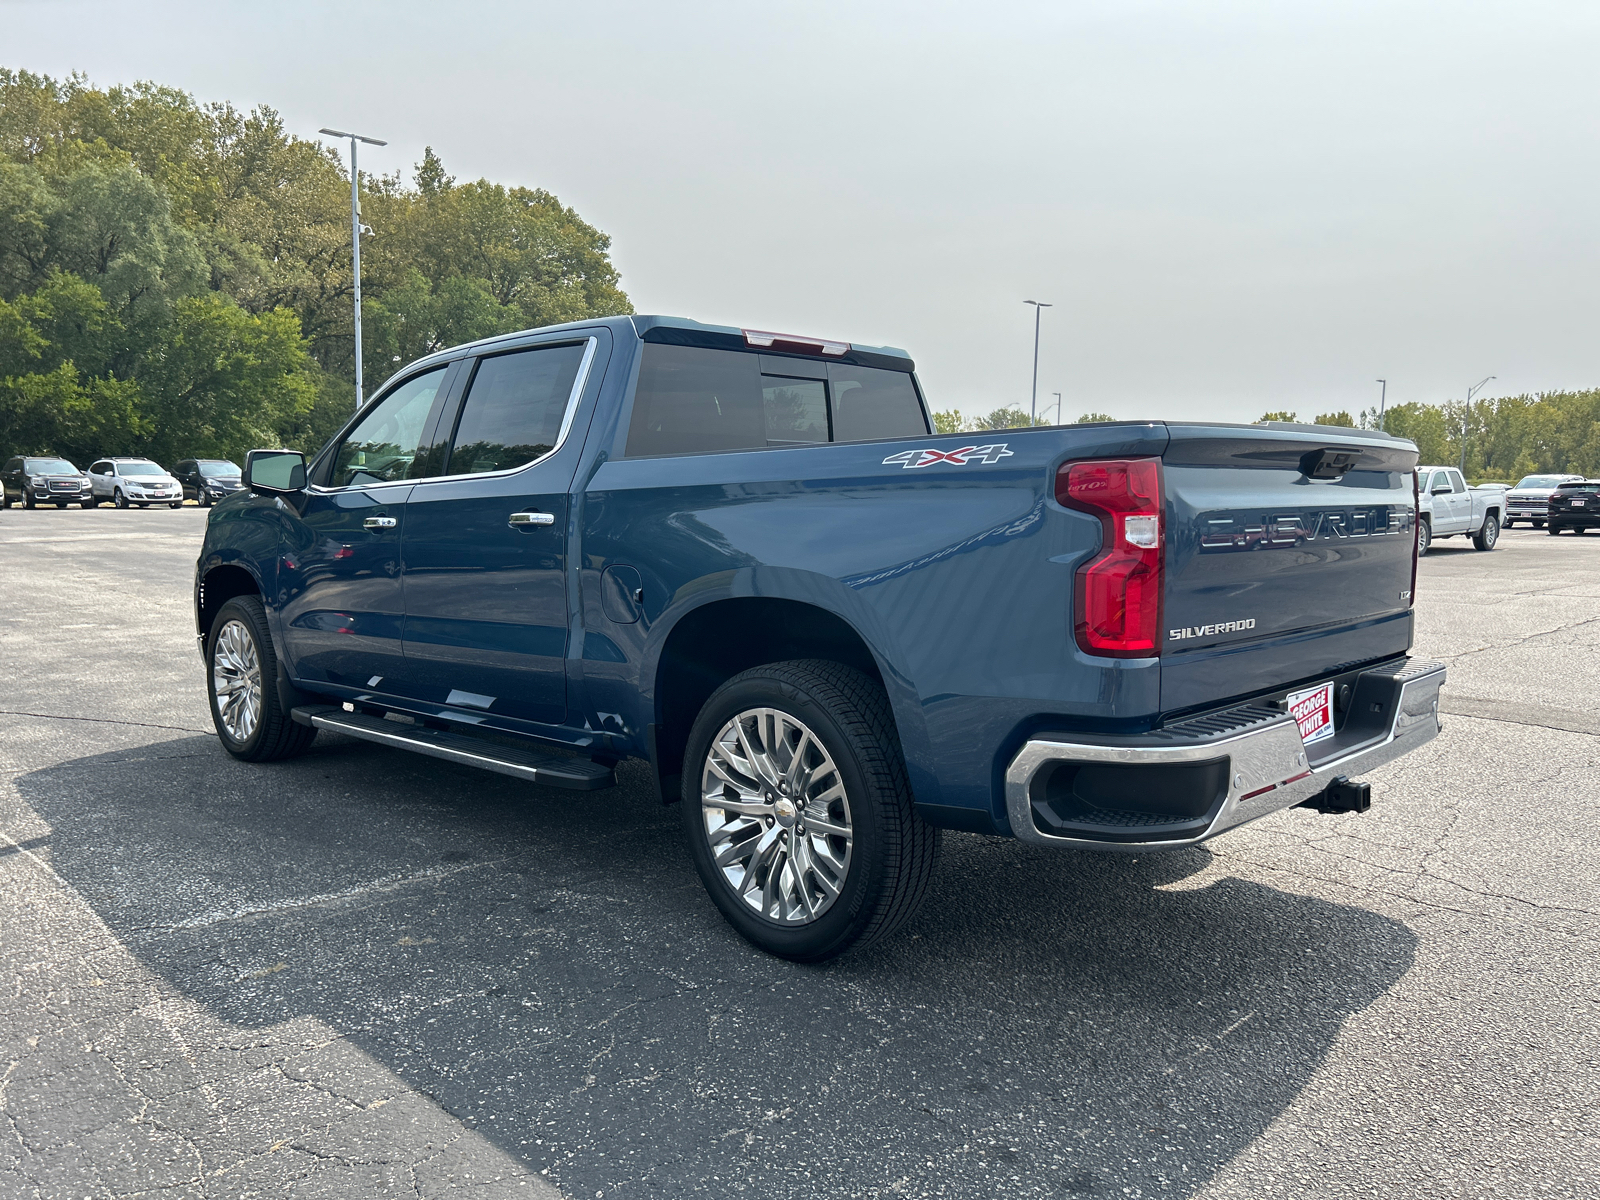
<box><xmin>508</xmin><ymin>511</ymin><xmax>556</xmax><ymax>528</ymax></box>
<box><xmin>363</xmin><ymin>516</ymin><xmax>397</xmax><ymax>530</ymax></box>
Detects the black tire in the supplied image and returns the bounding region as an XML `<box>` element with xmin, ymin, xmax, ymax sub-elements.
<box><xmin>680</xmin><ymin>659</ymin><xmax>940</xmax><ymax>962</ymax></box>
<box><xmin>1548</xmin><ymin>524</ymin><xmax>1562</xmax><ymax>535</ymax></box>
<box><xmin>169</xmin><ymin>501</ymin><xmax>181</xmax><ymax>509</ymax></box>
<box><xmin>1416</xmin><ymin>518</ymin><xmax>1432</xmax><ymax>556</ymax></box>
<box><xmin>199</xmin><ymin>492</ymin><xmax>212</xmax><ymax>508</ymax></box>
<box><xmin>206</xmin><ymin>594</ymin><xmax>317</xmax><ymax>762</ymax></box>
<box><xmin>0</xmin><ymin>490</ymin><xmax>9</xmax><ymax>509</ymax></box>
<box><xmin>114</xmin><ymin>489</ymin><xmax>128</xmax><ymax>509</ymax></box>
<box><xmin>1473</xmin><ymin>513</ymin><xmax>1500</xmax><ymax>550</ymax></box>
<box><xmin>1502</xmin><ymin>518</ymin><xmax>1514</xmax><ymax>529</ymax></box>
<box><xmin>54</xmin><ymin>501</ymin><xmax>67</xmax><ymax>508</ymax></box>
<box><xmin>136</xmin><ymin>503</ymin><xmax>148</xmax><ymax>508</ymax></box>
<box><xmin>79</xmin><ymin>499</ymin><xmax>94</xmax><ymax>509</ymax></box>
<box><xmin>23</xmin><ymin>492</ymin><xmax>35</xmax><ymax>510</ymax></box>
<box><xmin>1533</xmin><ymin>520</ymin><xmax>1545</xmax><ymax>529</ymax></box>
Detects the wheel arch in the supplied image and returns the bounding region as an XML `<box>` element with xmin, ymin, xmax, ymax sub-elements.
<box><xmin>648</xmin><ymin>591</ymin><xmax>929</xmax><ymax>808</ymax></box>
<box><xmin>196</xmin><ymin>561</ymin><xmax>263</xmax><ymax>643</ymax></box>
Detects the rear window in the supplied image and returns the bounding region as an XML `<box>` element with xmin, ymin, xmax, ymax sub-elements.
<box><xmin>625</xmin><ymin>345</ymin><xmax>926</xmax><ymax>458</ymax></box>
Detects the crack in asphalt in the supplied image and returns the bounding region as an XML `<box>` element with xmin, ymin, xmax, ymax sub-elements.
<box><xmin>0</xmin><ymin>709</ymin><xmax>211</xmax><ymax>735</ymax></box>
<box><xmin>1431</xmin><ymin>612</ymin><xmax>1600</xmax><ymax>663</ymax></box>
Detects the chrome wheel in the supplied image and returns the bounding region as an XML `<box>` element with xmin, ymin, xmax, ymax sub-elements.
<box><xmin>700</xmin><ymin>707</ymin><xmax>853</xmax><ymax>925</ymax></box>
<box><xmin>212</xmin><ymin>619</ymin><xmax>262</xmax><ymax>743</ymax></box>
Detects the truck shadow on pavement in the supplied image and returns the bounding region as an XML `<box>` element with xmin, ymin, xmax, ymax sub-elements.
<box><xmin>20</xmin><ymin>732</ymin><xmax>1418</xmax><ymax>1200</ymax></box>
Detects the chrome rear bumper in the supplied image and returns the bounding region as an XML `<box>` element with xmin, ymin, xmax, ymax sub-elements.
<box><xmin>1005</xmin><ymin>658</ymin><xmax>1446</xmax><ymax>851</ymax></box>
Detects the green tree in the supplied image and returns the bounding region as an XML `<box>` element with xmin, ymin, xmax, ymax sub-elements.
<box><xmin>1075</xmin><ymin>411</ymin><xmax>1114</xmax><ymax>423</ymax></box>
<box><xmin>1311</xmin><ymin>410</ymin><xmax>1355</xmax><ymax>427</ymax></box>
<box><xmin>1257</xmin><ymin>410</ymin><xmax>1298</xmax><ymax>423</ymax></box>
<box><xmin>930</xmin><ymin>408</ymin><xmax>965</xmax><ymax>434</ymax></box>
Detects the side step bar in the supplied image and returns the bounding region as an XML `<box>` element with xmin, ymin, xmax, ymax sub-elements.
<box><xmin>291</xmin><ymin>705</ymin><xmax>616</xmax><ymax>791</ymax></box>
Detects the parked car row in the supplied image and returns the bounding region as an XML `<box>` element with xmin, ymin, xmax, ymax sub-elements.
<box><xmin>0</xmin><ymin>455</ymin><xmax>243</xmax><ymax>509</ymax></box>
<box><xmin>1502</xmin><ymin>473</ymin><xmax>1587</xmax><ymax>528</ymax></box>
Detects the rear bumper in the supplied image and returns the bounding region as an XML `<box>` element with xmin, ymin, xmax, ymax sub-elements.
<box><xmin>1004</xmin><ymin>657</ymin><xmax>1446</xmax><ymax>851</ymax></box>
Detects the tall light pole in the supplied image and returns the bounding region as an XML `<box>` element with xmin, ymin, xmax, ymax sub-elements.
<box><xmin>320</xmin><ymin>128</ymin><xmax>388</xmax><ymax>410</ymax></box>
<box><xmin>1460</xmin><ymin>375</ymin><xmax>1496</xmax><ymax>472</ymax></box>
<box><xmin>1024</xmin><ymin>300</ymin><xmax>1052</xmax><ymax>424</ymax></box>
<box><xmin>1043</xmin><ymin>392</ymin><xmax>1062</xmax><ymax>425</ymax></box>
<box><xmin>1375</xmin><ymin>379</ymin><xmax>1387</xmax><ymax>432</ymax></box>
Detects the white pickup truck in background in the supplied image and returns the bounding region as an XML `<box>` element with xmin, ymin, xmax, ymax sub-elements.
<box><xmin>1417</xmin><ymin>465</ymin><xmax>1505</xmax><ymax>554</ymax></box>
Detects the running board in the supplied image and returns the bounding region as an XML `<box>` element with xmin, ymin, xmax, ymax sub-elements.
<box><xmin>291</xmin><ymin>705</ymin><xmax>615</xmax><ymax>791</ymax></box>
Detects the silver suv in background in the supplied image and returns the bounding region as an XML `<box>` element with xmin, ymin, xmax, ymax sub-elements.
<box><xmin>87</xmin><ymin>458</ymin><xmax>183</xmax><ymax>508</ymax></box>
<box><xmin>1504</xmin><ymin>473</ymin><xmax>1584</xmax><ymax>529</ymax></box>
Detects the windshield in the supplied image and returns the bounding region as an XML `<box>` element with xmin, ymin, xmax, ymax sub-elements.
<box><xmin>118</xmin><ymin>462</ymin><xmax>165</xmax><ymax>476</ymax></box>
<box><xmin>199</xmin><ymin>461</ymin><xmax>241</xmax><ymax>478</ymax></box>
<box><xmin>1515</xmin><ymin>475</ymin><xmax>1570</xmax><ymax>489</ymax></box>
<box><xmin>26</xmin><ymin>458</ymin><xmax>78</xmax><ymax>475</ymax></box>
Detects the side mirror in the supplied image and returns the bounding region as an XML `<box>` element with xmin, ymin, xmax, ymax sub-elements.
<box><xmin>1431</xmin><ymin>484</ymin><xmax>1453</xmax><ymax>495</ymax></box>
<box><xmin>245</xmin><ymin>449</ymin><xmax>307</xmax><ymax>495</ymax></box>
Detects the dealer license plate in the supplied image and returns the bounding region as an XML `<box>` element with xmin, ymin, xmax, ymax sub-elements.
<box><xmin>1285</xmin><ymin>681</ymin><xmax>1336</xmax><ymax>745</ymax></box>
<box><xmin>1572</xmin><ymin>499</ymin><xmax>1586</xmax><ymax>507</ymax></box>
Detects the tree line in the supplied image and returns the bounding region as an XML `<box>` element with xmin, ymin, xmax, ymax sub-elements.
<box><xmin>1259</xmin><ymin>390</ymin><xmax>1600</xmax><ymax>480</ymax></box>
<box><xmin>0</xmin><ymin>68</ymin><xmax>631</xmax><ymax>467</ymax></box>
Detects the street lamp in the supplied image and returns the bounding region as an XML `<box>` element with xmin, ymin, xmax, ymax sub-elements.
<box><xmin>1041</xmin><ymin>392</ymin><xmax>1062</xmax><ymax>425</ymax></box>
<box><xmin>1024</xmin><ymin>300</ymin><xmax>1052</xmax><ymax>425</ymax></box>
<box><xmin>1375</xmin><ymin>379</ymin><xmax>1387</xmax><ymax>432</ymax></box>
<box><xmin>1459</xmin><ymin>375</ymin><xmax>1496</xmax><ymax>472</ymax></box>
<box><xmin>320</xmin><ymin>128</ymin><xmax>388</xmax><ymax>410</ymax></box>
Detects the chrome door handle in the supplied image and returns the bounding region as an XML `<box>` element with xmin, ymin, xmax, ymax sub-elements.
<box><xmin>363</xmin><ymin>516</ymin><xmax>397</xmax><ymax>529</ymax></box>
<box><xmin>508</xmin><ymin>511</ymin><xmax>555</xmax><ymax>528</ymax></box>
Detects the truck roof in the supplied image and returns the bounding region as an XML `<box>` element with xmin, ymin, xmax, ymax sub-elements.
<box><xmin>403</xmin><ymin>314</ymin><xmax>917</xmax><ymax>376</ymax></box>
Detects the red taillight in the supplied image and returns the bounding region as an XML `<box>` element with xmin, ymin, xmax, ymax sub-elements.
<box><xmin>1056</xmin><ymin>457</ymin><xmax>1164</xmax><ymax>657</ymax></box>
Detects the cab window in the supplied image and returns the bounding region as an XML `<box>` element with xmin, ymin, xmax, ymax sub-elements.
<box><xmin>625</xmin><ymin>344</ymin><xmax>927</xmax><ymax>457</ymax></box>
<box><xmin>329</xmin><ymin>368</ymin><xmax>448</xmax><ymax>488</ymax></box>
<box><xmin>445</xmin><ymin>343</ymin><xmax>589</xmax><ymax>476</ymax></box>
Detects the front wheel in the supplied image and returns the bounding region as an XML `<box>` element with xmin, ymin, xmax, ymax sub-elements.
<box><xmin>199</xmin><ymin>492</ymin><xmax>212</xmax><ymax>508</ymax></box>
<box><xmin>80</xmin><ymin>499</ymin><xmax>95</xmax><ymax>509</ymax></box>
<box><xmin>1473</xmin><ymin>513</ymin><xmax>1500</xmax><ymax>550</ymax></box>
<box><xmin>1417</xmin><ymin>519</ymin><xmax>1432</xmax><ymax>556</ymax></box>
<box><xmin>207</xmin><ymin>595</ymin><xmax>317</xmax><ymax>762</ymax></box>
<box><xmin>681</xmin><ymin>659</ymin><xmax>940</xmax><ymax>962</ymax></box>
<box><xmin>114</xmin><ymin>489</ymin><xmax>128</xmax><ymax>509</ymax></box>
<box><xmin>23</xmin><ymin>492</ymin><xmax>35</xmax><ymax>510</ymax></box>
<box><xmin>1533</xmin><ymin>520</ymin><xmax>1546</xmax><ymax>529</ymax></box>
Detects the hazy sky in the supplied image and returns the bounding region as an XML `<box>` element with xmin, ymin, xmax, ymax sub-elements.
<box><xmin>8</xmin><ymin>0</ymin><xmax>1599</xmax><ymax>423</ymax></box>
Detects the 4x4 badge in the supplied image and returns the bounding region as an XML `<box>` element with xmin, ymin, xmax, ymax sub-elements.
<box><xmin>882</xmin><ymin>443</ymin><xmax>1014</xmax><ymax>469</ymax></box>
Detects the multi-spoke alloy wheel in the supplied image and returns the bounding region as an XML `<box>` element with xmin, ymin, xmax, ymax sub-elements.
<box><xmin>211</xmin><ymin>619</ymin><xmax>263</xmax><ymax>743</ymax></box>
<box><xmin>701</xmin><ymin>707</ymin><xmax>854</xmax><ymax>924</ymax></box>
<box><xmin>681</xmin><ymin>660</ymin><xmax>940</xmax><ymax>961</ymax></box>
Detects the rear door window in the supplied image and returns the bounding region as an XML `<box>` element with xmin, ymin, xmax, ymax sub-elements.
<box><xmin>626</xmin><ymin>344</ymin><xmax>926</xmax><ymax>457</ymax></box>
<box><xmin>445</xmin><ymin>342</ymin><xmax>589</xmax><ymax>476</ymax></box>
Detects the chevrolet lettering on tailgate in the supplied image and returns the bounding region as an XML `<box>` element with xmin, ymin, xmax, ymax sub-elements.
<box><xmin>1199</xmin><ymin>507</ymin><xmax>1412</xmax><ymax>551</ymax></box>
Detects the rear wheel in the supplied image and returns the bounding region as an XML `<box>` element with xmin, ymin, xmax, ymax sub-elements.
<box><xmin>1548</xmin><ymin>524</ymin><xmax>1562</xmax><ymax>535</ymax></box>
<box><xmin>1417</xmin><ymin>519</ymin><xmax>1432</xmax><ymax>556</ymax></box>
<box><xmin>1502</xmin><ymin>518</ymin><xmax>1515</xmax><ymax>528</ymax></box>
<box><xmin>207</xmin><ymin>595</ymin><xmax>317</xmax><ymax>762</ymax></box>
<box><xmin>54</xmin><ymin>501</ymin><xmax>67</xmax><ymax>509</ymax></box>
<box><xmin>169</xmin><ymin>501</ymin><xmax>181</xmax><ymax>509</ymax></box>
<box><xmin>79</xmin><ymin>499</ymin><xmax>94</xmax><ymax>509</ymax></box>
<box><xmin>1473</xmin><ymin>513</ymin><xmax>1500</xmax><ymax>550</ymax></box>
<box><xmin>1533</xmin><ymin>519</ymin><xmax>1546</xmax><ymax>529</ymax></box>
<box><xmin>681</xmin><ymin>659</ymin><xmax>940</xmax><ymax>962</ymax></box>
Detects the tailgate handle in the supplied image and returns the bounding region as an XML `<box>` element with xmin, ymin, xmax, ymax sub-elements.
<box><xmin>1301</xmin><ymin>449</ymin><xmax>1358</xmax><ymax>480</ymax></box>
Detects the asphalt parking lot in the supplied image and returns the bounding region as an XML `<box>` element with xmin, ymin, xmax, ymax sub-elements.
<box><xmin>2</xmin><ymin>507</ymin><xmax>1596</xmax><ymax>1199</ymax></box>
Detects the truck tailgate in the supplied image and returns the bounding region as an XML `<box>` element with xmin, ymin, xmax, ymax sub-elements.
<box><xmin>1159</xmin><ymin>424</ymin><xmax>1418</xmax><ymax>715</ymax></box>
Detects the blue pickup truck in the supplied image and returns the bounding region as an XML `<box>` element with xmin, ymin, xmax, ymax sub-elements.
<box><xmin>195</xmin><ymin>315</ymin><xmax>1446</xmax><ymax>960</ymax></box>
